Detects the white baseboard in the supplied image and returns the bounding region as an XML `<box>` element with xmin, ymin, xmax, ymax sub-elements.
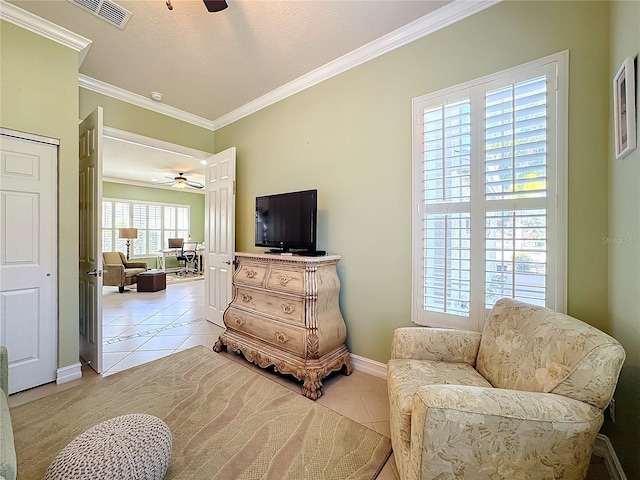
<box><xmin>350</xmin><ymin>354</ymin><xmax>387</xmax><ymax>379</ymax></box>
<box><xmin>593</xmin><ymin>434</ymin><xmax>627</xmax><ymax>480</ymax></box>
<box><xmin>56</xmin><ymin>362</ymin><xmax>82</xmax><ymax>384</ymax></box>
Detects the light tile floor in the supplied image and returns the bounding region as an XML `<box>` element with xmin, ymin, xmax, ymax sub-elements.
<box><xmin>8</xmin><ymin>279</ymin><xmax>609</xmax><ymax>480</ymax></box>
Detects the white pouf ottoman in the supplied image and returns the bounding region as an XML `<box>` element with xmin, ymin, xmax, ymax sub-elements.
<box><xmin>44</xmin><ymin>413</ymin><xmax>172</xmax><ymax>480</ymax></box>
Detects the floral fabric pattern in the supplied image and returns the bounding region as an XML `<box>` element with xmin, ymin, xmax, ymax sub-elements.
<box><xmin>476</xmin><ymin>298</ymin><xmax>626</xmax><ymax>409</ymax></box>
<box><xmin>408</xmin><ymin>385</ymin><xmax>602</xmax><ymax>480</ymax></box>
<box><xmin>387</xmin><ymin>298</ymin><xmax>626</xmax><ymax>480</ymax></box>
<box><xmin>387</xmin><ymin>359</ymin><xmax>491</xmax><ymax>479</ymax></box>
<box><xmin>391</xmin><ymin>328</ymin><xmax>481</xmax><ymax>365</ymax></box>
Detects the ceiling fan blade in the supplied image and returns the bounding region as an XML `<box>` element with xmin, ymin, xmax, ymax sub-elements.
<box><xmin>186</xmin><ymin>180</ymin><xmax>204</xmax><ymax>189</ymax></box>
<box><xmin>203</xmin><ymin>0</ymin><xmax>227</xmax><ymax>12</ymax></box>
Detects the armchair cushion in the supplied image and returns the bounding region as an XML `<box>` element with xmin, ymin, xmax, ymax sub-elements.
<box><xmin>387</xmin><ymin>359</ymin><xmax>491</xmax><ymax>477</ymax></box>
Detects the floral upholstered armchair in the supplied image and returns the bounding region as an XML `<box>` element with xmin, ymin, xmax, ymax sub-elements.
<box><xmin>387</xmin><ymin>298</ymin><xmax>626</xmax><ymax>480</ymax></box>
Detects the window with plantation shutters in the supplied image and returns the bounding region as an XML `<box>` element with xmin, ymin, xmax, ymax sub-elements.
<box><xmin>412</xmin><ymin>53</ymin><xmax>567</xmax><ymax>331</ymax></box>
<box><xmin>148</xmin><ymin>205</ymin><xmax>162</xmax><ymax>254</ymax></box>
<box><xmin>101</xmin><ymin>199</ymin><xmax>191</xmax><ymax>258</ymax></box>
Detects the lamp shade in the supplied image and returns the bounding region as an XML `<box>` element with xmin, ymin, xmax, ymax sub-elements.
<box><xmin>118</xmin><ymin>228</ymin><xmax>138</xmax><ymax>239</ymax></box>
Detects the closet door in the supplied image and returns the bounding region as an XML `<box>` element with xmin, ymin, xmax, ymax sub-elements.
<box><xmin>0</xmin><ymin>131</ymin><xmax>58</xmax><ymax>394</ymax></box>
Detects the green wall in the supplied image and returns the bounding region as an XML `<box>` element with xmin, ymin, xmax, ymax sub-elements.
<box><xmin>215</xmin><ymin>1</ymin><xmax>611</xmax><ymax>362</ymax></box>
<box><xmin>603</xmin><ymin>1</ymin><xmax>640</xmax><ymax>476</ymax></box>
<box><xmin>0</xmin><ymin>21</ymin><xmax>80</xmax><ymax>369</ymax></box>
<box><xmin>103</xmin><ymin>181</ymin><xmax>205</xmax><ymax>268</ymax></box>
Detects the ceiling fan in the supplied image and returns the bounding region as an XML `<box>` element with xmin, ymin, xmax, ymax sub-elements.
<box><xmin>165</xmin><ymin>0</ymin><xmax>228</xmax><ymax>12</ymax></box>
<box><xmin>159</xmin><ymin>173</ymin><xmax>204</xmax><ymax>190</ymax></box>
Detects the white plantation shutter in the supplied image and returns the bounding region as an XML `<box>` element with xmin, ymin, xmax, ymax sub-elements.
<box><xmin>423</xmin><ymin>212</ymin><xmax>471</xmax><ymax>316</ymax></box>
<box><xmin>132</xmin><ymin>203</ymin><xmax>147</xmax><ymax>256</ymax></box>
<box><xmin>101</xmin><ymin>199</ymin><xmax>191</xmax><ymax>257</ymax></box>
<box><xmin>177</xmin><ymin>207</ymin><xmax>189</xmax><ymax>240</ymax></box>
<box><xmin>102</xmin><ymin>201</ymin><xmax>113</xmax><ymax>252</ymax></box>
<box><xmin>114</xmin><ymin>201</ymin><xmax>130</xmax><ymax>253</ymax></box>
<box><xmin>485</xmin><ymin>209</ymin><xmax>547</xmax><ymax>308</ymax></box>
<box><xmin>164</xmin><ymin>206</ymin><xmax>177</xmax><ymax>250</ymax></box>
<box><xmin>148</xmin><ymin>205</ymin><xmax>162</xmax><ymax>253</ymax></box>
<box><xmin>412</xmin><ymin>53</ymin><xmax>567</xmax><ymax>331</ymax></box>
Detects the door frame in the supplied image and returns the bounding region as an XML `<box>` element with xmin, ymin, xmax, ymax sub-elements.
<box><xmin>103</xmin><ymin>127</ymin><xmax>212</xmax><ymax>170</ymax></box>
<box><xmin>94</xmin><ymin>127</ymin><xmax>213</xmax><ymax>367</ymax></box>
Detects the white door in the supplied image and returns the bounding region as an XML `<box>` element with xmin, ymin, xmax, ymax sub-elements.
<box><xmin>78</xmin><ymin>108</ymin><xmax>104</xmax><ymax>373</ymax></box>
<box><xmin>0</xmin><ymin>131</ymin><xmax>58</xmax><ymax>394</ymax></box>
<box><xmin>204</xmin><ymin>147</ymin><xmax>236</xmax><ymax>327</ymax></box>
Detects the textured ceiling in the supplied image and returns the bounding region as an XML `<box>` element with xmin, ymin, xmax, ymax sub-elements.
<box><xmin>9</xmin><ymin>0</ymin><xmax>450</xmax><ymax>121</ymax></box>
<box><xmin>9</xmin><ymin>0</ymin><xmax>454</xmax><ymax>189</ymax></box>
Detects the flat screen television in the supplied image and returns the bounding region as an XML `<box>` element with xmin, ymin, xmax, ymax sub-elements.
<box><xmin>255</xmin><ymin>189</ymin><xmax>317</xmax><ymax>254</ymax></box>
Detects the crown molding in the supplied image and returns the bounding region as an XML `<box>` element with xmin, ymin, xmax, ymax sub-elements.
<box><xmin>0</xmin><ymin>0</ymin><xmax>92</xmax><ymax>65</ymax></box>
<box><xmin>212</xmin><ymin>0</ymin><xmax>501</xmax><ymax>129</ymax></box>
<box><xmin>73</xmin><ymin>0</ymin><xmax>498</xmax><ymax>131</ymax></box>
<box><xmin>79</xmin><ymin>75</ymin><xmax>216</xmax><ymax>131</ymax></box>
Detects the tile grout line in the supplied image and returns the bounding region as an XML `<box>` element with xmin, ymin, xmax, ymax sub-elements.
<box><xmin>104</xmin><ymin>318</ymin><xmax>204</xmax><ymax>345</ymax></box>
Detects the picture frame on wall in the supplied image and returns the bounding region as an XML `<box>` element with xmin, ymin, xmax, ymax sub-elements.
<box><xmin>613</xmin><ymin>56</ymin><xmax>636</xmax><ymax>159</ymax></box>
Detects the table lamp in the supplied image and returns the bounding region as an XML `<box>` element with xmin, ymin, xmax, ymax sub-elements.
<box><xmin>118</xmin><ymin>228</ymin><xmax>138</xmax><ymax>260</ymax></box>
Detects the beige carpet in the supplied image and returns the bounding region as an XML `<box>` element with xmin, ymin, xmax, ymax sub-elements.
<box><xmin>11</xmin><ymin>346</ymin><xmax>392</xmax><ymax>479</ymax></box>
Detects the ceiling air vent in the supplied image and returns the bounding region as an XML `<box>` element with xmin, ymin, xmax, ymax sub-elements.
<box><xmin>68</xmin><ymin>0</ymin><xmax>132</xmax><ymax>29</ymax></box>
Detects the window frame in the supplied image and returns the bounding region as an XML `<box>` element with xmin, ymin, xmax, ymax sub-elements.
<box><xmin>411</xmin><ymin>51</ymin><xmax>568</xmax><ymax>331</ymax></box>
<box><xmin>102</xmin><ymin>197</ymin><xmax>191</xmax><ymax>258</ymax></box>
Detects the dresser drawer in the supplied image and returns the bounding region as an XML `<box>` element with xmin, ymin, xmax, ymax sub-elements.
<box><xmin>267</xmin><ymin>266</ymin><xmax>306</xmax><ymax>295</ymax></box>
<box><xmin>234</xmin><ymin>287</ymin><xmax>305</xmax><ymax>325</ymax></box>
<box><xmin>224</xmin><ymin>307</ymin><xmax>306</xmax><ymax>356</ymax></box>
<box><xmin>234</xmin><ymin>263</ymin><xmax>267</xmax><ymax>287</ymax></box>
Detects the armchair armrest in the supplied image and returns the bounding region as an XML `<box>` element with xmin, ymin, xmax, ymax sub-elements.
<box><xmin>103</xmin><ymin>263</ymin><xmax>124</xmax><ymax>285</ymax></box>
<box><xmin>409</xmin><ymin>385</ymin><xmax>602</xmax><ymax>480</ymax></box>
<box><xmin>0</xmin><ymin>346</ymin><xmax>7</xmax><ymax>395</ymax></box>
<box><xmin>391</xmin><ymin>327</ymin><xmax>481</xmax><ymax>365</ymax></box>
<box><xmin>122</xmin><ymin>260</ymin><xmax>147</xmax><ymax>269</ymax></box>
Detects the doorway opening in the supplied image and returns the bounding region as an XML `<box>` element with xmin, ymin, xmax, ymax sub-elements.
<box><xmin>99</xmin><ymin>127</ymin><xmax>214</xmax><ymax>374</ymax></box>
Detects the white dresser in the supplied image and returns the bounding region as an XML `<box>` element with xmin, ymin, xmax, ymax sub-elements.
<box><xmin>214</xmin><ymin>252</ymin><xmax>352</xmax><ymax>399</ymax></box>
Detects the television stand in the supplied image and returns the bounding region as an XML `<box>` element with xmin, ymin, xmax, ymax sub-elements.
<box><xmin>214</xmin><ymin>252</ymin><xmax>352</xmax><ymax>400</ymax></box>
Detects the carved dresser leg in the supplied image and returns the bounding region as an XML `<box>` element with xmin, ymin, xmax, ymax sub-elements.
<box><xmin>301</xmin><ymin>369</ymin><xmax>323</xmax><ymax>400</ymax></box>
<box><xmin>213</xmin><ymin>336</ymin><xmax>226</xmax><ymax>353</ymax></box>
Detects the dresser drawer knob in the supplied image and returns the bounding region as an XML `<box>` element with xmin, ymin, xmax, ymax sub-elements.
<box><xmin>281</xmin><ymin>303</ymin><xmax>295</xmax><ymax>315</ymax></box>
<box><xmin>234</xmin><ymin>317</ymin><xmax>246</xmax><ymax>326</ymax></box>
<box><xmin>274</xmin><ymin>331</ymin><xmax>290</xmax><ymax>343</ymax></box>
<box><xmin>278</xmin><ymin>274</ymin><xmax>293</xmax><ymax>285</ymax></box>
<box><xmin>240</xmin><ymin>293</ymin><xmax>252</xmax><ymax>303</ymax></box>
<box><xmin>245</xmin><ymin>269</ymin><xmax>257</xmax><ymax>279</ymax></box>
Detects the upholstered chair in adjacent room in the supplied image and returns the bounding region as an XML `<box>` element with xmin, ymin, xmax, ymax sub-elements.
<box><xmin>387</xmin><ymin>298</ymin><xmax>626</xmax><ymax>480</ymax></box>
<box><xmin>102</xmin><ymin>252</ymin><xmax>147</xmax><ymax>293</ymax></box>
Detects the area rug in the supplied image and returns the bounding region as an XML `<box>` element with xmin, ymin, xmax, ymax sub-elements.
<box><xmin>165</xmin><ymin>272</ymin><xmax>204</xmax><ymax>284</ymax></box>
<box><xmin>11</xmin><ymin>346</ymin><xmax>392</xmax><ymax>479</ymax></box>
